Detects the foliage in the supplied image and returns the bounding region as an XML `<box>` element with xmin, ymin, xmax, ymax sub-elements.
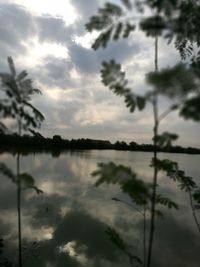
<box><xmin>101</xmin><ymin>60</ymin><xmax>146</xmax><ymax>112</ymax></box>
<box><xmin>19</xmin><ymin>173</ymin><xmax>43</xmax><ymax>194</ymax></box>
<box><xmin>87</xmin><ymin>1</ymin><xmax>200</xmax><ymax>266</ymax></box>
<box><xmin>85</xmin><ymin>1</ymin><xmax>135</xmax><ymax>50</ymax></box>
<box><xmin>92</xmin><ymin>162</ymin><xmax>149</xmax><ymax>206</ymax></box>
<box><xmin>0</xmin><ymin>57</ymin><xmax>44</xmax><ymax>134</ymax></box>
<box><xmin>106</xmin><ymin>227</ymin><xmax>142</xmax><ymax>267</ymax></box>
<box><xmin>154</xmin><ymin>132</ymin><xmax>178</xmax><ymax>148</ymax></box>
<box><xmin>0</xmin><ymin>57</ymin><xmax>44</xmax><ymax>267</ymax></box>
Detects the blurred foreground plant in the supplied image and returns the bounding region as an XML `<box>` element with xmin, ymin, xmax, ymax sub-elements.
<box><xmin>86</xmin><ymin>1</ymin><xmax>200</xmax><ymax>266</ymax></box>
<box><xmin>0</xmin><ymin>57</ymin><xmax>44</xmax><ymax>267</ymax></box>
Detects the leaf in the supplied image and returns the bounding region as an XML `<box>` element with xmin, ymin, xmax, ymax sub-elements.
<box><xmin>154</xmin><ymin>132</ymin><xmax>178</xmax><ymax>148</ymax></box>
<box><xmin>140</xmin><ymin>15</ymin><xmax>166</xmax><ymax>37</ymax></box>
<box><xmin>92</xmin><ymin>162</ymin><xmax>149</xmax><ymax>205</ymax></box>
<box><xmin>156</xmin><ymin>194</ymin><xmax>179</xmax><ymax>209</ymax></box>
<box><xmin>7</xmin><ymin>56</ymin><xmax>16</xmax><ymax>77</ymax></box>
<box><xmin>19</xmin><ymin>173</ymin><xmax>35</xmax><ymax>187</ymax></box>
<box><xmin>85</xmin><ymin>2</ymin><xmax>135</xmax><ymax>49</ymax></box>
<box><xmin>17</xmin><ymin>70</ymin><xmax>28</xmax><ymax>81</ymax></box>
<box><xmin>106</xmin><ymin>227</ymin><xmax>142</xmax><ymax>265</ymax></box>
<box><xmin>146</xmin><ymin>64</ymin><xmax>198</xmax><ymax>99</ymax></box>
<box><xmin>193</xmin><ymin>189</ymin><xmax>200</xmax><ymax>204</ymax></box>
<box><xmin>151</xmin><ymin>158</ymin><xmax>178</xmax><ymax>177</ymax></box>
<box><xmin>106</xmin><ymin>227</ymin><xmax>127</xmax><ymax>252</ymax></box>
<box><xmin>101</xmin><ymin>60</ymin><xmax>146</xmax><ymax>113</ymax></box>
<box><xmin>179</xmin><ymin>95</ymin><xmax>200</xmax><ymax>121</ymax></box>
<box><xmin>136</xmin><ymin>96</ymin><xmax>146</xmax><ymax>111</ymax></box>
<box><xmin>0</xmin><ymin>162</ymin><xmax>16</xmax><ymax>183</ymax></box>
<box><xmin>19</xmin><ymin>173</ymin><xmax>43</xmax><ymax>194</ymax></box>
<box><xmin>0</xmin><ymin>57</ymin><xmax>44</xmax><ymax>133</ymax></box>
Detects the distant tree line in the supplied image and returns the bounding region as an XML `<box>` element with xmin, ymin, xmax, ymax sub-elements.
<box><xmin>0</xmin><ymin>133</ymin><xmax>200</xmax><ymax>155</ymax></box>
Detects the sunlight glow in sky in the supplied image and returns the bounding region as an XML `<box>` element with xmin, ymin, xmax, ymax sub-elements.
<box><xmin>20</xmin><ymin>38</ymin><xmax>69</xmax><ymax>67</ymax></box>
<box><xmin>11</xmin><ymin>0</ymin><xmax>77</xmax><ymax>25</ymax></box>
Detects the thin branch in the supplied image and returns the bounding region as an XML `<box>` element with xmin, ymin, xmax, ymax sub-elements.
<box><xmin>188</xmin><ymin>189</ymin><xmax>200</xmax><ymax>233</ymax></box>
<box><xmin>147</xmin><ymin>35</ymin><xmax>159</xmax><ymax>267</ymax></box>
<box><xmin>112</xmin><ymin>197</ymin><xmax>144</xmax><ymax>216</ymax></box>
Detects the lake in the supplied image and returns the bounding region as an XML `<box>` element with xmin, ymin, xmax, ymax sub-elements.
<box><xmin>0</xmin><ymin>150</ymin><xmax>200</xmax><ymax>267</ymax></box>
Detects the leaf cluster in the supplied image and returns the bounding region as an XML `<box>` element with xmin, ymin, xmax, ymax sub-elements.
<box><xmin>0</xmin><ymin>57</ymin><xmax>44</xmax><ymax>133</ymax></box>
<box><xmin>85</xmin><ymin>1</ymin><xmax>135</xmax><ymax>50</ymax></box>
<box><xmin>154</xmin><ymin>132</ymin><xmax>178</xmax><ymax>148</ymax></box>
<box><xmin>106</xmin><ymin>227</ymin><xmax>142</xmax><ymax>266</ymax></box>
<box><xmin>0</xmin><ymin>162</ymin><xmax>43</xmax><ymax>195</ymax></box>
<box><xmin>92</xmin><ymin>161</ymin><xmax>149</xmax><ymax>205</ymax></box>
<box><xmin>101</xmin><ymin>60</ymin><xmax>146</xmax><ymax>112</ymax></box>
<box><xmin>152</xmin><ymin>158</ymin><xmax>200</xmax><ymax>207</ymax></box>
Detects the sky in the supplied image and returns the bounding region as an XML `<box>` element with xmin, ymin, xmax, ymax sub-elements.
<box><xmin>0</xmin><ymin>0</ymin><xmax>200</xmax><ymax>147</ymax></box>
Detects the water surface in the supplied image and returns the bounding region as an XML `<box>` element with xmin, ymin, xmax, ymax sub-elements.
<box><xmin>0</xmin><ymin>150</ymin><xmax>200</xmax><ymax>267</ymax></box>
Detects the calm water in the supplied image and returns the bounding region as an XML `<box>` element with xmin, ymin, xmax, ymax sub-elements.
<box><xmin>0</xmin><ymin>150</ymin><xmax>200</xmax><ymax>267</ymax></box>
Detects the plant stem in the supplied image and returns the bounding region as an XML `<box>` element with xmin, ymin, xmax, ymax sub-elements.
<box><xmin>17</xmin><ymin>118</ymin><xmax>22</xmax><ymax>267</ymax></box>
<box><xmin>17</xmin><ymin>152</ymin><xmax>22</xmax><ymax>267</ymax></box>
<box><xmin>188</xmin><ymin>189</ymin><xmax>200</xmax><ymax>233</ymax></box>
<box><xmin>143</xmin><ymin>206</ymin><xmax>146</xmax><ymax>267</ymax></box>
<box><xmin>147</xmin><ymin>35</ymin><xmax>159</xmax><ymax>267</ymax></box>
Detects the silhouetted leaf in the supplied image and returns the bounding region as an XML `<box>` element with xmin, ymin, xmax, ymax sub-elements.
<box><xmin>180</xmin><ymin>95</ymin><xmax>200</xmax><ymax>121</ymax></box>
<box><xmin>86</xmin><ymin>2</ymin><xmax>135</xmax><ymax>49</ymax></box>
<box><xmin>92</xmin><ymin>162</ymin><xmax>149</xmax><ymax>205</ymax></box>
<box><xmin>106</xmin><ymin>227</ymin><xmax>142</xmax><ymax>266</ymax></box>
<box><xmin>140</xmin><ymin>15</ymin><xmax>166</xmax><ymax>37</ymax></box>
<box><xmin>0</xmin><ymin>162</ymin><xmax>16</xmax><ymax>182</ymax></box>
<box><xmin>156</xmin><ymin>194</ymin><xmax>179</xmax><ymax>209</ymax></box>
<box><xmin>154</xmin><ymin>132</ymin><xmax>178</xmax><ymax>148</ymax></box>
<box><xmin>106</xmin><ymin>227</ymin><xmax>127</xmax><ymax>252</ymax></box>
<box><xmin>101</xmin><ymin>60</ymin><xmax>146</xmax><ymax>113</ymax></box>
<box><xmin>0</xmin><ymin>57</ymin><xmax>44</xmax><ymax>133</ymax></box>
<box><xmin>146</xmin><ymin>64</ymin><xmax>198</xmax><ymax>99</ymax></box>
<box><xmin>193</xmin><ymin>189</ymin><xmax>200</xmax><ymax>204</ymax></box>
<box><xmin>19</xmin><ymin>173</ymin><xmax>43</xmax><ymax>194</ymax></box>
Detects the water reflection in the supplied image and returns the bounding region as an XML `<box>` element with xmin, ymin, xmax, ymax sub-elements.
<box><xmin>0</xmin><ymin>151</ymin><xmax>200</xmax><ymax>266</ymax></box>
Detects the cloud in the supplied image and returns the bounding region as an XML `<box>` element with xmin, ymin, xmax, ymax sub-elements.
<box><xmin>0</xmin><ymin>3</ymin><xmax>36</xmax><ymax>59</ymax></box>
<box><xmin>0</xmin><ymin>1</ymin><xmax>199</xmax><ymax>147</ymax></box>
<box><xmin>36</xmin><ymin>16</ymin><xmax>73</xmax><ymax>45</ymax></box>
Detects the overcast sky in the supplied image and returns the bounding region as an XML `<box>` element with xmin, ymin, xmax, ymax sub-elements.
<box><xmin>0</xmin><ymin>0</ymin><xmax>199</xmax><ymax>147</ymax></box>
